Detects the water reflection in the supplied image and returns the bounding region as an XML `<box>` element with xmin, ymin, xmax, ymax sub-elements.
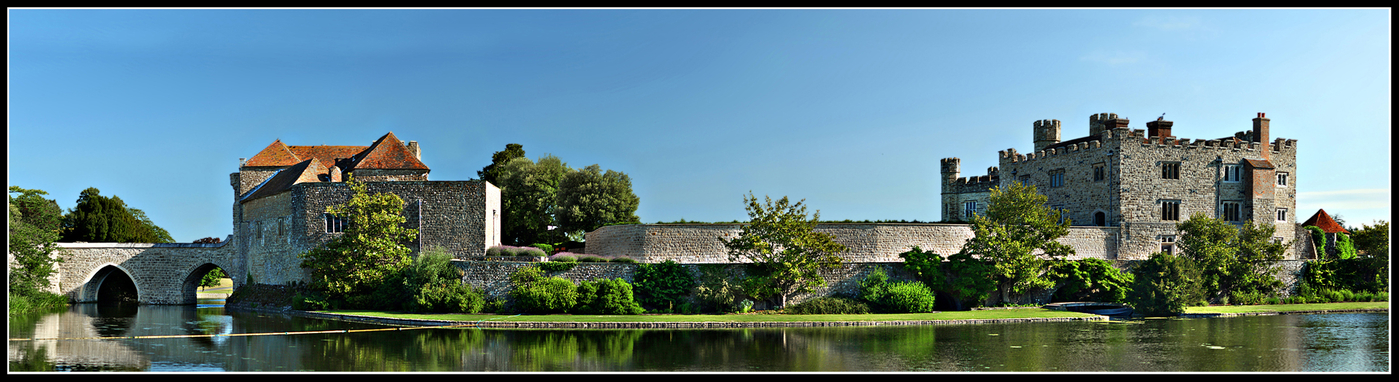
<box><xmin>8</xmin><ymin>303</ymin><xmax>1389</xmax><ymax>372</ymax></box>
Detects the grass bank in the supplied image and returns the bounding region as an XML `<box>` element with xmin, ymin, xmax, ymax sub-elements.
<box><xmin>317</xmin><ymin>308</ymin><xmax>1098</xmax><ymax>325</ymax></box>
<box><xmin>1184</xmin><ymin>301</ymin><xmax>1388</xmax><ymax>315</ymax></box>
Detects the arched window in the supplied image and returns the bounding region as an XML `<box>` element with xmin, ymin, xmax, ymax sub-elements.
<box><xmin>1094</xmin><ymin>211</ymin><xmax>1107</xmax><ymax>226</ymax></box>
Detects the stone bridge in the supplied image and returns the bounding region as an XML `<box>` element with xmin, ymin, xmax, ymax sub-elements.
<box><xmin>50</xmin><ymin>237</ymin><xmax>243</xmax><ymax>305</ymax></box>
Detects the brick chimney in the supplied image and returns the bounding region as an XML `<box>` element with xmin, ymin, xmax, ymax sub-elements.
<box><xmin>1146</xmin><ymin>117</ymin><xmax>1174</xmax><ymax>144</ymax></box>
<box><xmin>1253</xmin><ymin>112</ymin><xmax>1270</xmax><ymax>159</ymax></box>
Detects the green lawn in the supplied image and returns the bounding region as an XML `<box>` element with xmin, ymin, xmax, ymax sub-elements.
<box><xmin>320</xmin><ymin>308</ymin><xmax>1098</xmax><ymax>323</ymax></box>
<box><xmin>316</xmin><ymin>301</ymin><xmax>1388</xmax><ymax>324</ymax></box>
<box><xmin>1184</xmin><ymin>301</ymin><xmax>1388</xmax><ymax>314</ymax></box>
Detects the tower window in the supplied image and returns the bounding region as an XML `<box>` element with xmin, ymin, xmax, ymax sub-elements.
<box><xmin>1050</xmin><ymin>170</ymin><xmax>1065</xmax><ymax>188</ymax></box>
<box><xmin>1277</xmin><ymin>172</ymin><xmax>1289</xmax><ymax>187</ymax></box>
<box><xmin>1224</xmin><ymin>164</ymin><xmax>1242</xmax><ymax>182</ymax></box>
<box><xmin>1222</xmin><ymin>201</ymin><xmax>1241</xmax><ymax>222</ymax></box>
<box><xmin>1093</xmin><ymin>163</ymin><xmax>1106</xmax><ymax>182</ymax></box>
<box><xmin>1162</xmin><ymin>162</ymin><xmax>1180</xmax><ymax>179</ymax></box>
<box><xmin>325</xmin><ymin>214</ymin><xmax>349</xmax><ymax>233</ymax></box>
<box><xmin>964</xmin><ymin>201</ymin><xmax>978</xmax><ymax>219</ymax></box>
<box><xmin>1162</xmin><ymin>200</ymin><xmax>1181</xmax><ymax>221</ymax></box>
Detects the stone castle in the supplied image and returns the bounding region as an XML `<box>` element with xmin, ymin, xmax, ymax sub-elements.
<box><xmin>940</xmin><ymin>112</ymin><xmax>1299</xmax><ymax>259</ymax></box>
<box><xmin>231</xmin><ymin>132</ymin><xmax>502</xmax><ymax>285</ymax></box>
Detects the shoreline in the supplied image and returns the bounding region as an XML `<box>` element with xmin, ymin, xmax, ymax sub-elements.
<box><xmin>223</xmin><ymin>305</ymin><xmax>1388</xmax><ymax>330</ymax></box>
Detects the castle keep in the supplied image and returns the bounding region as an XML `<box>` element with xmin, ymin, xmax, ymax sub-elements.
<box><xmin>231</xmin><ymin>132</ymin><xmax>502</xmax><ymax>285</ymax></box>
<box><xmin>941</xmin><ymin>113</ymin><xmax>1300</xmax><ymax>259</ymax></box>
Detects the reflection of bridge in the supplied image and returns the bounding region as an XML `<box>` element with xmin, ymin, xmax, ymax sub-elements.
<box><xmin>52</xmin><ymin>237</ymin><xmax>241</xmax><ymax>305</ymax></box>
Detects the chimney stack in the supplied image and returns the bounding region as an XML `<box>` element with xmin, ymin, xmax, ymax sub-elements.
<box><xmin>1146</xmin><ymin>116</ymin><xmax>1174</xmax><ymax>144</ymax></box>
<box><xmin>1253</xmin><ymin>112</ymin><xmax>1270</xmax><ymax>159</ymax></box>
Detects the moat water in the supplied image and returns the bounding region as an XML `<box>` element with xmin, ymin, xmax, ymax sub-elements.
<box><xmin>8</xmin><ymin>300</ymin><xmax>1390</xmax><ymax>372</ymax></box>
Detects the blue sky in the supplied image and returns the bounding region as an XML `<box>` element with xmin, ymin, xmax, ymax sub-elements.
<box><xmin>9</xmin><ymin>8</ymin><xmax>1391</xmax><ymax>242</ymax></box>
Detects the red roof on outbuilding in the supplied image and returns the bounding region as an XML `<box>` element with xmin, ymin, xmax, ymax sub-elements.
<box><xmin>1302</xmin><ymin>209</ymin><xmax>1349</xmax><ymax>234</ymax></box>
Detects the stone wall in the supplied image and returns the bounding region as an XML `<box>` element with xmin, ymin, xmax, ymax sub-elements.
<box><xmin>585</xmin><ymin>223</ymin><xmax>1125</xmax><ymax>263</ymax></box>
<box><xmin>52</xmin><ymin>241</ymin><xmax>239</xmax><ymax>304</ymax></box>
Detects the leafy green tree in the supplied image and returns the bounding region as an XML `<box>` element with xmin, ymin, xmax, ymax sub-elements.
<box><xmin>1350</xmin><ymin>220</ymin><xmax>1389</xmax><ymax>259</ymax></box>
<box><xmin>1175</xmin><ymin>213</ymin><xmax>1287</xmax><ymax>302</ymax></box>
<box><xmin>59</xmin><ymin>187</ymin><xmax>172</xmax><ymax>243</ymax></box>
<box><xmin>8</xmin><ymin>186</ymin><xmax>66</xmax><ymax>298</ymax></box>
<box><xmin>1335</xmin><ymin>232</ymin><xmax>1358</xmax><ymax>260</ymax></box>
<box><xmin>498</xmin><ymin>155</ymin><xmax>572</xmax><ymax>246</ymax></box>
<box><xmin>556</xmin><ymin>164</ymin><xmax>641</xmax><ymax>235</ymax></box>
<box><xmin>1125</xmin><ymin>252</ymin><xmax>1204</xmax><ymax>316</ymax></box>
<box><xmin>899</xmin><ymin>246</ymin><xmax>996</xmax><ymax>310</ymax></box>
<box><xmin>477</xmin><ymin>143</ymin><xmax>526</xmax><ymax>186</ymax></box>
<box><xmin>298</xmin><ymin>176</ymin><xmax>419</xmax><ymax>304</ymax></box>
<box><xmin>632</xmin><ymin>260</ymin><xmax>696</xmax><ymax>312</ymax></box>
<box><xmin>1050</xmin><ymin>258</ymin><xmax>1134</xmax><ymax>303</ymax></box>
<box><xmin>575</xmin><ymin>278</ymin><xmax>645</xmax><ymax>315</ymax></box>
<box><xmin>720</xmin><ymin>192</ymin><xmax>848</xmax><ymax>309</ymax></box>
<box><xmin>401</xmin><ymin>247</ymin><xmax>484</xmax><ymax>313</ymax></box>
<box><xmin>200</xmin><ymin>268</ymin><xmax>227</xmax><ymax>289</ymax></box>
<box><xmin>960</xmin><ymin>182</ymin><xmax>1073</xmax><ymax>304</ymax></box>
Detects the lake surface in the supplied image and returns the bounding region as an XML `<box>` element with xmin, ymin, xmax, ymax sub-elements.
<box><xmin>8</xmin><ymin>300</ymin><xmax>1389</xmax><ymax>372</ymax></box>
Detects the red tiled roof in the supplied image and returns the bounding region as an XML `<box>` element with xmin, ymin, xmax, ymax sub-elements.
<box><xmin>243</xmin><ymin>140</ymin><xmax>302</xmax><ymax>167</ymax></box>
<box><xmin>350</xmin><ymin>132</ymin><xmax>429</xmax><ymax>171</ymax></box>
<box><xmin>288</xmin><ymin>145</ymin><xmax>367</xmax><ymax>170</ymax></box>
<box><xmin>1244</xmin><ymin>159</ymin><xmax>1275</xmax><ymax>170</ymax></box>
<box><xmin>1302</xmin><ymin>209</ymin><xmax>1349</xmax><ymax>234</ymax></box>
<box><xmin>241</xmin><ymin>158</ymin><xmax>326</xmax><ymax>202</ymax></box>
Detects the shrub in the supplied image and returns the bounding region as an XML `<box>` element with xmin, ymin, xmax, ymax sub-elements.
<box><xmin>550</xmin><ymin>254</ymin><xmax>578</xmax><ymax>262</ymax></box>
<box><xmin>857</xmin><ymin>268</ymin><xmax>936</xmax><ymax>313</ymax></box>
<box><xmin>509</xmin><ymin>266</ymin><xmax>578</xmax><ymax>314</ymax></box>
<box><xmin>785</xmin><ymin>297</ymin><xmax>871</xmax><ymax>315</ymax></box>
<box><xmin>609</xmin><ymin>256</ymin><xmax>637</xmax><ymax>264</ymax></box>
<box><xmin>576</xmin><ymin>254</ymin><xmax>608</xmax><ymax>262</ymax></box>
<box><xmin>633</xmin><ymin>260</ymin><xmax>696</xmax><ymax>312</ymax></box>
<box><xmin>1051</xmin><ymin>258</ymin><xmax>1134</xmax><ymax>303</ymax></box>
<box><xmin>1125</xmin><ymin>252</ymin><xmax>1204</xmax><ymax>316</ymax></box>
<box><xmin>488</xmin><ymin>245</ymin><xmax>547</xmax><ymax>258</ymax></box>
<box><xmin>575</xmin><ymin>278</ymin><xmax>644</xmax><ymax>315</ymax></box>
<box><xmin>406</xmin><ymin>283</ymin><xmax>485</xmax><ymax>313</ymax></box>
<box><xmin>539</xmin><ymin>261</ymin><xmax>577</xmax><ymax>273</ymax></box>
<box><xmin>531</xmin><ymin>243</ymin><xmax>554</xmax><ymax>254</ymax></box>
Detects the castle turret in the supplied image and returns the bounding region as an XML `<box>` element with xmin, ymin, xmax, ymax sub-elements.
<box><xmin>1033</xmin><ymin>119</ymin><xmax>1061</xmax><ymax>152</ymax></box>
<box><xmin>1089</xmin><ymin>113</ymin><xmax>1116</xmax><ymax>138</ymax></box>
<box><xmin>940</xmin><ymin>157</ymin><xmax>961</xmax><ymax>188</ymax></box>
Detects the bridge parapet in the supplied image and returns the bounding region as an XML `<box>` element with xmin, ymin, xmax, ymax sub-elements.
<box><xmin>54</xmin><ymin>238</ymin><xmax>241</xmax><ymax>305</ymax></box>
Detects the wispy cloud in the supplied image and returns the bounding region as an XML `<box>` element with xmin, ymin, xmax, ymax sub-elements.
<box><xmin>1298</xmin><ymin>189</ymin><xmax>1391</xmax><ymax>210</ymax></box>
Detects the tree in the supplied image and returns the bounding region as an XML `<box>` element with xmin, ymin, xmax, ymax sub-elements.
<box><xmin>720</xmin><ymin>192</ymin><xmax>847</xmax><ymax>309</ymax></box>
<box><xmin>59</xmin><ymin>187</ymin><xmax>172</xmax><ymax>243</ymax></box>
<box><xmin>959</xmin><ymin>182</ymin><xmax>1074</xmax><ymax>304</ymax></box>
<box><xmin>477</xmin><ymin>143</ymin><xmax>526</xmax><ymax>186</ymax></box>
<box><xmin>899</xmin><ymin>246</ymin><xmax>996</xmax><ymax>311</ymax></box>
<box><xmin>1175</xmin><ymin>213</ymin><xmax>1287</xmax><ymax>302</ymax></box>
<box><xmin>1125</xmin><ymin>252</ymin><xmax>1204</xmax><ymax>316</ymax></box>
<box><xmin>8</xmin><ymin>186</ymin><xmax>66</xmax><ymax>297</ymax></box>
<box><xmin>556</xmin><ymin>164</ymin><xmax>641</xmax><ymax>235</ymax></box>
<box><xmin>298</xmin><ymin>175</ymin><xmax>419</xmax><ymax>303</ymax></box>
<box><xmin>498</xmin><ymin>155</ymin><xmax>572</xmax><ymax>246</ymax></box>
<box><xmin>1350</xmin><ymin>220</ymin><xmax>1389</xmax><ymax>259</ymax></box>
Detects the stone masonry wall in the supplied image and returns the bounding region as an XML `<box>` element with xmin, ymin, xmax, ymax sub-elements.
<box><xmin>53</xmin><ymin>241</ymin><xmax>239</xmax><ymax>305</ymax></box>
<box><xmin>585</xmin><ymin>223</ymin><xmax>1125</xmax><ymax>263</ymax></box>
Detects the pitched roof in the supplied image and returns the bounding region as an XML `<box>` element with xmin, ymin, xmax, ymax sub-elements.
<box><xmin>1302</xmin><ymin>209</ymin><xmax>1349</xmax><ymax>234</ymax></box>
<box><xmin>288</xmin><ymin>145</ymin><xmax>367</xmax><ymax>169</ymax></box>
<box><xmin>1244</xmin><ymin>159</ymin><xmax>1275</xmax><ymax>170</ymax></box>
<box><xmin>243</xmin><ymin>139</ymin><xmax>302</xmax><ymax>167</ymax></box>
<box><xmin>349</xmin><ymin>132</ymin><xmax>429</xmax><ymax>171</ymax></box>
<box><xmin>241</xmin><ymin>158</ymin><xmax>328</xmax><ymax>202</ymax></box>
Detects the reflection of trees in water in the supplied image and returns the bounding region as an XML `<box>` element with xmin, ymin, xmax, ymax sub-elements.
<box><xmin>308</xmin><ymin>329</ymin><xmax>488</xmax><ymax>371</ymax></box>
<box><xmin>503</xmin><ymin>330</ymin><xmax>644</xmax><ymax>371</ymax></box>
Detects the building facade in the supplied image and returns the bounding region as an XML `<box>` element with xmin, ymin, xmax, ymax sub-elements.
<box><xmin>230</xmin><ymin>132</ymin><xmax>502</xmax><ymax>285</ymax></box>
<box><xmin>942</xmin><ymin>112</ymin><xmax>1300</xmax><ymax>260</ymax></box>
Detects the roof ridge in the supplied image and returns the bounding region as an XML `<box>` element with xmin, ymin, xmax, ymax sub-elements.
<box><xmin>350</xmin><ymin>132</ymin><xmax>430</xmax><ymax>171</ymax></box>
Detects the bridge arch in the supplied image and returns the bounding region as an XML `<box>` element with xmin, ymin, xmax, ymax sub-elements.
<box><xmin>76</xmin><ymin>263</ymin><xmax>142</xmax><ymax>304</ymax></box>
<box><xmin>180</xmin><ymin>262</ymin><xmax>235</xmax><ymax>305</ymax></box>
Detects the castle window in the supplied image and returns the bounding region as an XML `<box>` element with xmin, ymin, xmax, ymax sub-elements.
<box><xmin>964</xmin><ymin>201</ymin><xmax>978</xmax><ymax>219</ymax></box>
<box><xmin>1049</xmin><ymin>170</ymin><xmax>1065</xmax><ymax>188</ymax></box>
<box><xmin>325</xmin><ymin>214</ymin><xmax>349</xmax><ymax>233</ymax></box>
<box><xmin>1224</xmin><ymin>164</ymin><xmax>1242</xmax><ymax>182</ymax></box>
<box><xmin>1277</xmin><ymin>208</ymin><xmax>1288</xmax><ymax>222</ymax></box>
<box><xmin>1093</xmin><ymin>163</ymin><xmax>1105</xmax><ymax>182</ymax></box>
<box><xmin>1161</xmin><ymin>235</ymin><xmax>1176</xmax><ymax>255</ymax></box>
<box><xmin>1094</xmin><ymin>211</ymin><xmax>1107</xmax><ymax>226</ymax></box>
<box><xmin>1161</xmin><ymin>200</ymin><xmax>1181</xmax><ymax>221</ymax></box>
<box><xmin>1162</xmin><ymin>162</ymin><xmax>1180</xmax><ymax>180</ymax></box>
<box><xmin>1277</xmin><ymin>172</ymin><xmax>1288</xmax><ymax>187</ymax></box>
<box><xmin>1222</xmin><ymin>201</ymin><xmax>1241</xmax><ymax>222</ymax></box>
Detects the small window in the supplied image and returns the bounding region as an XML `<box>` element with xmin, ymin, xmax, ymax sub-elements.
<box><xmin>325</xmin><ymin>214</ymin><xmax>349</xmax><ymax>233</ymax></box>
<box><xmin>964</xmin><ymin>201</ymin><xmax>978</xmax><ymax>219</ymax></box>
<box><xmin>1224</xmin><ymin>164</ymin><xmax>1242</xmax><ymax>182</ymax></box>
<box><xmin>1161</xmin><ymin>235</ymin><xmax>1176</xmax><ymax>255</ymax></box>
<box><xmin>1277</xmin><ymin>172</ymin><xmax>1288</xmax><ymax>187</ymax></box>
<box><xmin>1050</xmin><ymin>170</ymin><xmax>1065</xmax><ymax>188</ymax></box>
<box><xmin>1093</xmin><ymin>163</ymin><xmax>1106</xmax><ymax>182</ymax></box>
<box><xmin>1162</xmin><ymin>162</ymin><xmax>1180</xmax><ymax>180</ymax></box>
<box><xmin>1162</xmin><ymin>200</ymin><xmax>1181</xmax><ymax>221</ymax></box>
<box><xmin>1222</xmin><ymin>201</ymin><xmax>1241</xmax><ymax>222</ymax></box>
<box><xmin>1093</xmin><ymin>211</ymin><xmax>1107</xmax><ymax>226</ymax></box>
<box><xmin>1277</xmin><ymin>208</ymin><xmax>1288</xmax><ymax>222</ymax></box>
